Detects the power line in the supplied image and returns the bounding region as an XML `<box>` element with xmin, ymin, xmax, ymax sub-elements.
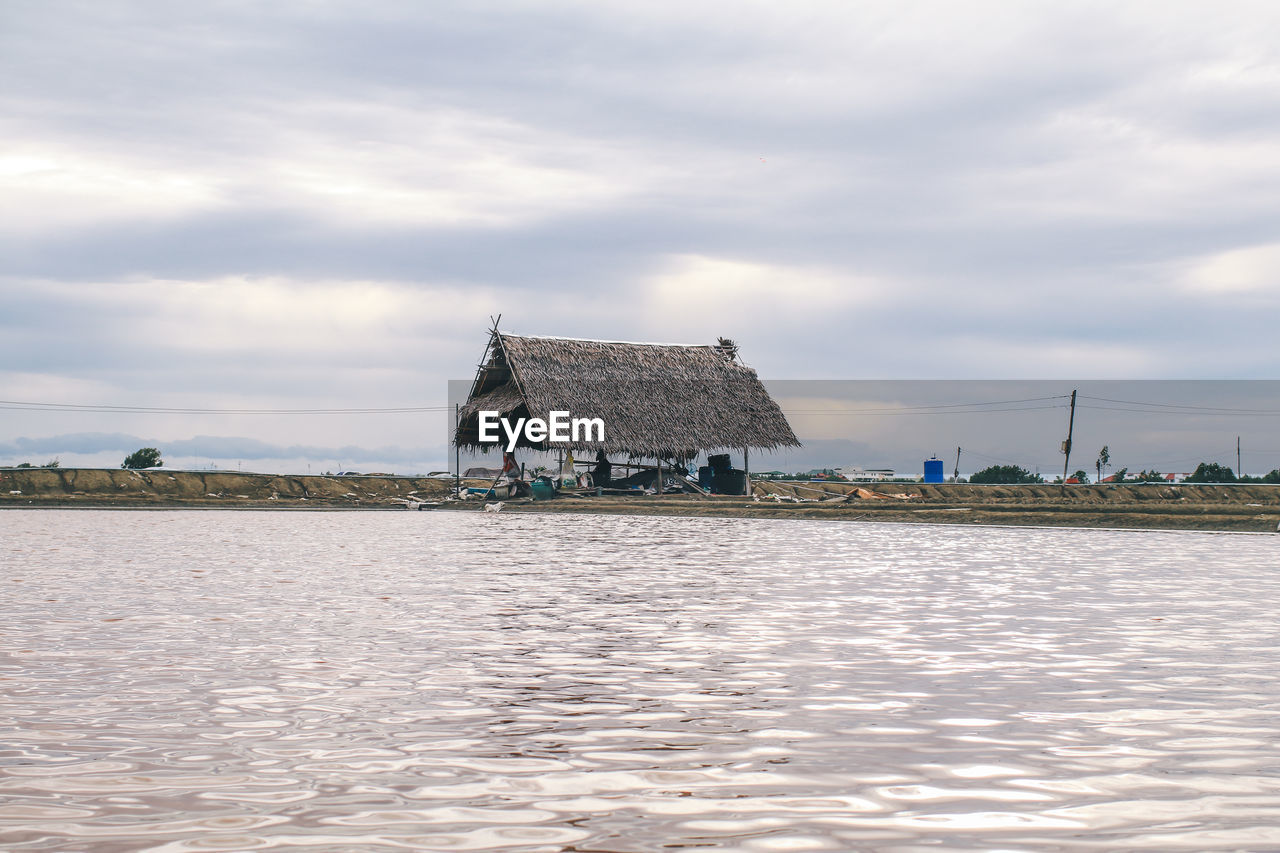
<box><xmin>1077</xmin><ymin>404</ymin><xmax>1280</xmax><ymax>418</ymax></box>
<box><xmin>963</xmin><ymin>448</ymin><xmax>1056</xmax><ymax>469</ymax></box>
<box><xmin>783</xmin><ymin>404</ymin><xmax>1066</xmax><ymax>416</ymax></box>
<box><xmin>3</xmin><ymin>395</ymin><xmax>1070</xmax><ymax>417</ymax></box>
<box><xmin>782</xmin><ymin>396</ymin><xmax>1068</xmax><ymax>415</ymax></box>
<box><xmin>784</xmin><ymin>394</ymin><xmax>1067</xmax><ymax>412</ymax></box>
<box><xmin>1077</xmin><ymin>395</ymin><xmax>1280</xmax><ymax>415</ymax></box>
<box><xmin>0</xmin><ymin>399</ymin><xmax>454</xmax><ymax>415</ymax></box>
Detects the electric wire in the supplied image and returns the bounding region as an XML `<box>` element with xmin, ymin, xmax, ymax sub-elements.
<box><xmin>1077</xmin><ymin>395</ymin><xmax>1280</xmax><ymax>415</ymax></box>
<box><xmin>782</xmin><ymin>403</ymin><xmax>1065</xmax><ymax>416</ymax></box>
<box><xmin>0</xmin><ymin>399</ymin><xmax>454</xmax><ymax>415</ymax></box>
<box><xmin>3</xmin><ymin>396</ymin><xmax>1070</xmax><ymax>417</ymax></box>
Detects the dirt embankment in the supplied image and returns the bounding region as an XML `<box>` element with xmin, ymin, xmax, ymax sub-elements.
<box><xmin>5</xmin><ymin>469</ymin><xmax>1279</xmax><ymax>531</ymax></box>
<box><xmin>0</xmin><ymin>468</ymin><xmax>462</xmax><ymax>509</ymax></box>
<box><xmin>461</xmin><ymin>480</ymin><xmax>1280</xmax><ymax>533</ymax></box>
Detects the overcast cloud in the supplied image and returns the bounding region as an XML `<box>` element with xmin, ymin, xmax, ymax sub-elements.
<box><xmin>4</xmin><ymin>1</ymin><xmax>1280</xmax><ymax>473</ymax></box>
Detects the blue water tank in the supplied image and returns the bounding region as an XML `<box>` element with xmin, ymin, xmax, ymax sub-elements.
<box><xmin>923</xmin><ymin>458</ymin><xmax>945</xmax><ymax>483</ymax></box>
<box><xmin>717</xmin><ymin>469</ymin><xmax>748</xmax><ymax>495</ymax></box>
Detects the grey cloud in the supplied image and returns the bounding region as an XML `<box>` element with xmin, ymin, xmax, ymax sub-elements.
<box><xmin>0</xmin><ymin>433</ymin><xmax>146</xmax><ymax>456</ymax></box>
<box><xmin>6</xmin><ymin>1</ymin><xmax>1280</xmax><ymax>470</ymax></box>
<box><xmin>0</xmin><ymin>431</ymin><xmax>443</xmax><ymax>468</ymax></box>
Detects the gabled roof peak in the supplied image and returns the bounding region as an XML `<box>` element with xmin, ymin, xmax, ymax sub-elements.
<box><xmin>499</xmin><ymin>331</ymin><xmax>713</xmax><ymax>349</ymax></box>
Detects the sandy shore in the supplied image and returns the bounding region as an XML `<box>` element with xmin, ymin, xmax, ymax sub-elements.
<box><xmin>468</xmin><ymin>491</ymin><xmax>1280</xmax><ymax>532</ymax></box>
<box><xmin>4</xmin><ymin>468</ymin><xmax>1278</xmax><ymax>532</ymax></box>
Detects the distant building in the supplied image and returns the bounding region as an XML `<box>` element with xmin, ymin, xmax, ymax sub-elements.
<box><xmin>1100</xmin><ymin>472</ymin><xmax>1192</xmax><ymax>483</ymax></box>
<box><xmin>836</xmin><ymin>466</ymin><xmax>896</xmax><ymax>482</ymax></box>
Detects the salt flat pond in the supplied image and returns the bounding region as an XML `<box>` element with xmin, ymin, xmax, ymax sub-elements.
<box><xmin>2</xmin><ymin>510</ymin><xmax>1279</xmax><ymax>851</ymax></box>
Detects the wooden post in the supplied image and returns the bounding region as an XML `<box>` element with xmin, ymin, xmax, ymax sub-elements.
<box><xmin>743</xmin><ymin>447</ymin><xmax>750</xmax><ymax>496</ymax></box>
<box><xmin>656</xmin><ymin>456</ymin><xmax>662</xmax><ymax>496</ymax></box>
<box><xmin>1061</xmin><ymin>389</ymin><xmax>1077</xmax><ymax>482</ymax></box>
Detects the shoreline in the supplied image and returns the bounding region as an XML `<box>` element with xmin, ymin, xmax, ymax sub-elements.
<box><xmin>438</xmin><ymin>492</ymin><xmax>1280</xmax><ymax>533</ymax></box>
<box><xmin>3</xmin><ymin>468</ymin><xmax>1278</xmax><ymax>532</ymax></box>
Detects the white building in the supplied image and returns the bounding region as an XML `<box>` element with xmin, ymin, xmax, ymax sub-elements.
<box><xmin>836</xmin><ymin>466</ymin><xmax>896</xmax><ymax>482</ymax></box>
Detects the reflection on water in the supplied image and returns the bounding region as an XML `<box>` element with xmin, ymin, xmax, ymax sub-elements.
<box><xmin>3</xmin><ymin>510</ymin><xmax>1280</xmax><ymax>851</ymax></box>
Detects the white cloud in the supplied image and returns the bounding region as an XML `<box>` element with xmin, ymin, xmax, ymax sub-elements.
<box><xmin>914</xmin><ymin>337</ymin><xmax>1166</xmax><ymax>379</ymax></box>
<box><xmin>1182</xmin><ymin>243</ymin><xmax>1280</xmax><ymax>295</ymax></box>
<box><xmin>0</xmin><ymin>100</ymin><xmax>667</xmax><ymax>235</ymax></box>
<box><xmin>0</xmin><ymin>142</ymin><xmax>228</xmax><ymax>234</ymax></box>
<box><xmin>641</xmin><ymin>254</ymin><xmax>886</xmax><ymax>335</ymax></box>
<box><xmin>253</xmin><ymin>101</ymin><xmax>655</xmax><ymax>228</ymax></box>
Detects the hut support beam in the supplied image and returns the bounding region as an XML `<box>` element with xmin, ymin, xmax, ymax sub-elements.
<box><xmin>743</xmin><ymin>447</ymin><xmax>750</xmax><ymax>496</ymax></box>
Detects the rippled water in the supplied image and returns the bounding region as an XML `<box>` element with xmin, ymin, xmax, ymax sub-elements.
<box><xmin>2</xmin><ymin>510</ymin><xmax>1280</xmax><ymax>851</ymax></box>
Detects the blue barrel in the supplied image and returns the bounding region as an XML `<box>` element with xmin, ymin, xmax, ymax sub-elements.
<box><xmin>923</xmin><ymin>459</ymin><xmax>945</xmax><ymax>483</ymax></box>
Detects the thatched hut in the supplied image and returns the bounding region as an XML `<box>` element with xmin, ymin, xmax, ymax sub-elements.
<box><xmin>453</xmin><ymin>330</ymin><xmax>799</xmax><ymax>485</ymax></box>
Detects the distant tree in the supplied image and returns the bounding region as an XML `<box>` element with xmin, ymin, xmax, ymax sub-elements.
<box><xmin>969</xmin><ymin>464</ymin><xmax>1043</xmax><ymax>484</ymax></box>
<box><xmin>1135</xmin><ymin>469</ymin><xmax>1165</xmax><ymax>483</ymax></box>
<box><xmin>1263</xmin><ymin>469</ymin><xmax>1280</xmax><ymax>484</ymax></box>
<box><xmin>15</xmin><ymin>462</ymin><xmax>33</xmax><ymax>468</ymax></box>
<box><xmin>1070</xmin><ymin>469</ymin><xmax>1090</xmax><ymax>484</ymax></box>
<box><xmin>1187</xmin><ymin>462</ymin><xmax>1235</xmax><ymax>483</ymax></box>
<box><xmin>43</xmin><ymin>458</ymin><xmax>60</xmax><ymax>468</ymax></box>
<box><xmin>1112</xmin><ymin>467</ymin><xmax>1128</xmax><ymax>482</ymax></box>
<box><xmin>1096</xmin><ymin>446</ymin><xmax>1110</xmax><ymax>484</ymax></box>
<box><xmin>122</xmin><ymin>447</ymin><xmax>163</xmax><ymax>469</ymax></box>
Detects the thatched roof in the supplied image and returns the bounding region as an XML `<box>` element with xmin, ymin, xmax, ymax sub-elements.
<box><xmin>454</xmin><ymin>332</ymin><xmax>800</xmax><ymax>457</ymax></box>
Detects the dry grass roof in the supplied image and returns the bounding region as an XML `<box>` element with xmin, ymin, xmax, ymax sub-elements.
<box><xmin>455</xmin><ymin>332</ymin><xmax>800</xmax><ymax>457</ymax></box>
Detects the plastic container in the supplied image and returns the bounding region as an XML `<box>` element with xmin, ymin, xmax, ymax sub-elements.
<box><xmin>717</xmin><ymin>469</ymin><xmax>748</xmax><ymax>495</ymax></box>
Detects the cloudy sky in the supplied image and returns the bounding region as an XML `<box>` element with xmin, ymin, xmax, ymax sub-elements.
<box><xmin>4</xmin><ymin>1</ymin><xmax>1280</xmax><ymax>474</ymax></box>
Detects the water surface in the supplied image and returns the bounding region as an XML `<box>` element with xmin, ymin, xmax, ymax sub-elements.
<box><xmin>3</xmin><ymin>510</ymin><xmax>1280</xmax><ymax>851</ymax></box>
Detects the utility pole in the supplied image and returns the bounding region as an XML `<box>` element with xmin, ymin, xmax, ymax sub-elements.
<box><xmin>1061</xmin><ymin>389</ymin><xmax>1077</xmax><ymax>482</ymax></box>
<box><xmin>1237</xmin><ymin>436</ymin><xmax>1242</xmax><ymax>479</ymax></box>
<box><xmin>455</xmin><ymin>403</ymin><xmax>461</xmax><ymax>497</ymax></box>
<box><xmin>953</xmin><ymin>446</ymin><xmax>961</xmax><ymax>482</ymax></box>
